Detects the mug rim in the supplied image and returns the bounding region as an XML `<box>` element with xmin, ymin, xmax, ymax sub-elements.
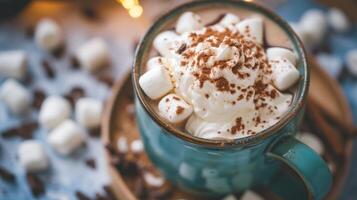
<box><xmin>132</xmin><ymin>0</ymin><xmax>309</xmax><ymax>149</ymax></box>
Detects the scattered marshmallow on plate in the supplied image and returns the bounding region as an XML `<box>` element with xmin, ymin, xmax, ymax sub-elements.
<box><xmin>75</xmin><ymin>38</ymin><xmax>110</xmax><ymax>72</ymax></box>
<box><xmin>346</xmin><ymin>49</ymin><xmax>357</xmax><ymax>76</ymax></box>
<box><xmin>158</xmin><ymin>94</ymin><xmax>193</xmax><ymax>123</ymax></box>
<box><xmin>75</xmin><ymin>97</ymin><xmax>102</xmax><ymax>129</ymax></box>
<box><xmin>35</xmin><ymin>18</ymin><xmax>63</xmax><ymax>52</ymax></box>
<box><xmin>316</xmin><ymin>53</ymin><xmax>343</xmax><ymax>78</ymax></box>
<box><xmin>296</xmin><ymin>132</ymin><xmax>324</xmax><ymax>155</ymax></box>
<box><xmin>131</xmin><ymin>139</ymin><xmax>144</xmax><ymax>154</ymax></box>
<box><xmin>240</xmin><ymin>190</ymin><xmax>265</xmax><ymax>200</ymax></box>
<box><xmin>39</xmin><ymin>96</ymin><xmax>71</xmax><ymax>129</ymax></box>
<box><xmin>18</xmin><ymin>140</ymin><xmax>49</xmax><ymax>172</ymax></box>
<box><xmin>48</xmin><ymin>120</ymin><xmax>86</xmax><ymax>155</ymax></box>
<box><xmin>175</xmin><ymin>12</ymin><xmax>203</xmax><ymax>34</ymax></box>
<box><xmin>269</xmin><ymin>58</ymin><xmax>300</xmax><ymax>91</ymax></box>
<box><xmin>143</xmin><ymin>172</ymin><xmax>165</xmax><ymax>187</ymax></box>
<box><xmin>0</xmin><ymin>79</ymin><xmax>31</xmax><ymax>114</ymax></box>
<box><xmin>139</xmin><ymin>64</ymin><xmax>173</xmax><ymax>100</ymax></box>
<box><xmin>327</xmin><ymin>8</ymin><xmax>350</xmax><ymax>33</ymax></box>
<box><xmin>236</xmin><ymin>17</ymin><xmax>263</xmax><ymax>44</ymax></box>
<box><xmin>0</xmin><ymin>50</ymin><xmax>27</xmax><ymax>79</ymax></box>
<box><xmin>299</xmin><ymin>9</ymin><xmax>327</xmax><ymax>48</ymax></box>
<box><xmin>117</xmin><ymin>136</ymin><xmax>128</xmax><ymax>153</ymax></box>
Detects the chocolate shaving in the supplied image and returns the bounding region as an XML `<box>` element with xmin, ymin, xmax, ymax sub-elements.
<box><xmin>88</xmin><ymin>126</ymin><xmax>101</xmax><ymax>137</ymax></box>
<box><xmin>26</xmin><ymin>174</ymin><xmax>45</xmax><ymax>197</ymax></box>
<box><xmin>1</xmin><ymin>121</ymin><xmax>38</xmax><ymax>139</ymax></box>
<box><xmin>32</xmin><ymin>89</ymin><xmax>46</xmax><ymax>110</ymax></box>
<box><xmin>85</xmin><ymin>158</ymin><xmax>96</xmax><ymax>169</ymax></box>
<box><xmin>70</xmin><ymin>56</ymin><xmax>80</xmax><ymax>70</ymax></box>
<box><xmin>96</xmin><ymin>74</ymin><xmax>114</xmax><ymax>87</ymax></box>
<box><xmin>176</xmin><ymin>43</ymin><xmax>187</xmax><ymax>54</ymax></box>
<box><xmin>75</xmin><ymin>191</ymin><xmax>91</xmax><ymax>200</ymax></box>
<box><xmin>0</xmin><ymin>166</ymin><xmax>15</xmax><ymax>182</ymax></box>
<box><xmin>64</xmin><ymin>86</ymin><xmax>86</xmax><ymax>106</ymax></box>
<box><xmin>41</xmin><ymin>60</ymin><xmax>55</xmax><ymax>79</ymax></box>
<box><xmin>103</xmin><ymin>185</ymin><xmax>116</xmax><ymax>200</ymax></box>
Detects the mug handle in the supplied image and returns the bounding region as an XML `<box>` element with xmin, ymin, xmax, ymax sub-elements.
<box><xmin>266</xmin><ymin>136</ymin><xmax>333</xmax><ymax>200</ymax></box>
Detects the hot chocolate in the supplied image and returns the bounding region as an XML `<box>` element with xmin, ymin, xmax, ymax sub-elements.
<box><xmin>138</xmin><ymin>7</ymin><xmax>300</xmax><ymax>140</ymax></box>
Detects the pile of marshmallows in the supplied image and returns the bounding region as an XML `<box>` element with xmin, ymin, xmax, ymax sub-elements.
<box><xmin>0</xmin><ymin>18</ymin><xmax>111</xmax><ymax>173</ymax></box>
<box><xmin>139</xmin><ymin>12</ymin><xmax>299</xmax><ymax>128</ymax></box>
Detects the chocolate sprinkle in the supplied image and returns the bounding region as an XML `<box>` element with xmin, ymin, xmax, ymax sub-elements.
<box><xmin>176</xmin><ymin>43</ymin><xmax>187</xmax><ymax>54</ymax></box>
<box><xmin>0</xmin><ymin>166</ymin><xmax>15</xmax><ymax>183</ymax></box>
<box><xmin>32</xmin><ymin>89</ymin><xmax>46</xmax><ymax>110</ymax></box>
<box><xmin>41</xmin><ymin>60</ymin><xmax>55</xmax><ymax>79</ymax></box>
<box><xmin>26</xmin><ymin>174</ymin><xmax>45</xmax><ymax>197</ymax></box>
<box><xmin>64</xmin><ymin>86</ymin><xmax>86</xmax><ymax>106</ymax></box>
<box><xmin>75</xmin><ymin>191</ymin><xmax>91</xmax><ymax>200</ymax></box>
<box><xmin>85</xmin><ymin>158</ymin><xmax>96</xmax><ymax>169</ymax></box>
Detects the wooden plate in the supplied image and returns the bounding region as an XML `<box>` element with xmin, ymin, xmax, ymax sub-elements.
<box><xmin>101</xmin><ymin>57</ymin><xmax>355</xmax><ymax>200</ymax></box>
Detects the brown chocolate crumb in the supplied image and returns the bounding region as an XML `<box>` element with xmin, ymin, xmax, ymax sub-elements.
<box><xmin>26</xmin><ymin>173</ymin><xmax>45</xmax><ymax>197</ymax></box>
<box><xmin>85</xmin><ymin>158</ymin><xmax>96</xmax><ymax>169</ymax></box>
<box><xmin>0</xmin><ymin>166</ymin><xmax>15</xmax><ymax>182</ymax></box>
<box><xmin>205</xmin><ymin>94</ymin><xmax>209</xmax><ymax>99</ymax></box>
<box><xmin>103</xmin><ymin>185</ymin><xmax>116</xmax><ymax>200</ymax></box>
<box><xmin>75</xmin><ymin>191</ymin><xmax>91</xmax><ymax>200</ymax></box>
<box><xmin>214</xmin><ymin>77</ymin><xmax>229</xmax><ymax>91</ymax></box>
<box><xmin>2</xmin><ymin>121</ymin><xmax>38</xmax><ymax>139</ymax></box>
<box><xmin>88</xmin><ymin>126</ymin><xmax>101</xmax><ymax>137</ymax></box>
<box><xmin>176</xmin><ymin>106</ymin><xmax>184</xmax><ymax>115</ymax></box>
<box><xmin>52</xmin><ymin>45</ymin><xmax>65</xmax><ymax>58</ymax></box>
<box><xmin>230</xmin><ymin>117</ymin><xmax>244</xmax><ymax>134</ymax></box>
<box><xmin>176</xmin><ymin>43</ymin><xmax>187</xmax><ymax>54</ymax></box>
<box><xmin>32</xmin><ymin>89</ymin><xmax>46</xmax><ymax>110</ymax></box>
<box><xmin>172</xmin><ymin>96</ymin><xmax>181</xmax><ymax>101</ymax></box>
<box><xmin>64</xmin><ymin>86</ymin><xmax>86</xmax><ymax>106</ymax></box>
<box><xmin>70</xmin><ymin>56</ymin><xmax>80</xmax><ymax>70</ymax></box>
<box><xmin>96</xmin><ymin>74</ymin><xmax>114</xmax><ymax>87</ymax></box>
<box><xmin>41</xmin><ymin>60</ymin><xmax>55</xmax><ymax>79</ymax></box>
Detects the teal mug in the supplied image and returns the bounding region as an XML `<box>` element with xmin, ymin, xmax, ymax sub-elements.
<box><xmin>132</xmin><ymin>0</ymin><xmax>332</xmax><ymax>199</ymax></box>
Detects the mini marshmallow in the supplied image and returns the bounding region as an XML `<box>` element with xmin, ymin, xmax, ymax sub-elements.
<box><xmin>35</xmin><ymin>18</ymin><xmax>63</xmax><ymax>52</ymax></box>
<box><xmin>0</xmin><ymin>79</ymin><xmax>31</xmax><ymax>114</ymax></box>
<box><xmin>153</xmin><ymin>31</ymin><xmax>179</xmax><ymax>58</ymax></box>
<box><xmin>267</xmin><ymin>47</ymin><xmax>297</xmax><ymax>65</ymax></box>
<box><xmin>216</xmin><ymin>44</ymin><xmax>235</xmax><ymax>61</ymax></box>
<box><xmin>316</xmin><ymin>53</ymin><xmax>343</xmax><ymax>78</ymax></box>
<box><xmin>299</xmin><ymin>9</ymin><xmax>327</xmax><ymax>47</ymax></box>
<box><xmin>139</xmin><ymin>65</ymin><xmax>173</xmax><ymax>100</ymax></box>
<box><xmin>18</xmin><ymin>140</ymin><xmax>49</xmax><ymax>172</ymax></box>
<box><xmin>117</xmin><ymin>136</ymin><xmax>128</xmax><ymax>153</ymax></box>
<box><xmin>130</xmin><ymin>139</ymin><xmax>144</xmax><ymax>154</ymax></box>
<box><xmin>175</xmin><ymin>12</ymin><xmax>203</xmax><ymax>34</ymax></box>
<box><xmin>346</xmin><ymin>49</ymin><xmax>357</xmax><ymax>76</ymax></box>
<box><xmin>39</xmin><ymin>96</ymin><xmax>71</xmax><ymax>129</ymax></box>
<box><xmin>240</xmin><ymin>190</ymin><xmax>264</xmax><ymax>200</ymax></box>
<box><xmin>219</xmin><ymin>13</ymin><xmax>240</xmax><ymax>27</ymax></box>
<box><xmin>146</xmin><ymin>56</ymin><xmax>169</xmax><ymax>71</ymax></box>
<box><xmin>75</xmin><ymin>38</ymin><xmax>110</xmax><ymax>72</ymax></box>
<box><xmin>327</xmin><ymin>8</ymin><xmax>350</xmax><ymax>33</ymax></box>
<box><xmin>0</xmin><ymin>50</ymin><xmax>27</xmax><ymax>79</ymax></box>
<box><xmin>158</xmin><ymin>94</ymin><xmax>193</xmax><ymax>123</ymax></box>
<box><xmin>143</xmin><ymin>172</ymin><xmax>165</xmax><ymax>187</ymax></box>
<box><xmin>222</xmin><ymin>194</ymin><xmax>237</xmax><ymax>200</ymax></box>
<box><xmin>236</xmin><ymin>18</ymin><xmax>263</xmax><ymax>44</ymax></box>
<box><xmin>48</xmin><ymin>120</ymin><xmax>85</xmax><ymax>155</ymax></box>
<box><xmin>75</xmin><ymin>97</ymin><xmax>102</xmax><ymax>129</ymax></box>
<box><xmin>297</xmin><ymin>132</ymin><xmax>324</xmax><ymax>155</ymax></box>
<box><xmin>270</xmin><ymin>58</ymin><xmax>300</xmax><ymax>91</ymax></box>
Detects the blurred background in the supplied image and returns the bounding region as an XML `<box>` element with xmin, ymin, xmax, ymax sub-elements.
<box><xmin>0</xmin><ymin>0</ymin><xmax>356</xmax><ymax>199</ymax></box>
